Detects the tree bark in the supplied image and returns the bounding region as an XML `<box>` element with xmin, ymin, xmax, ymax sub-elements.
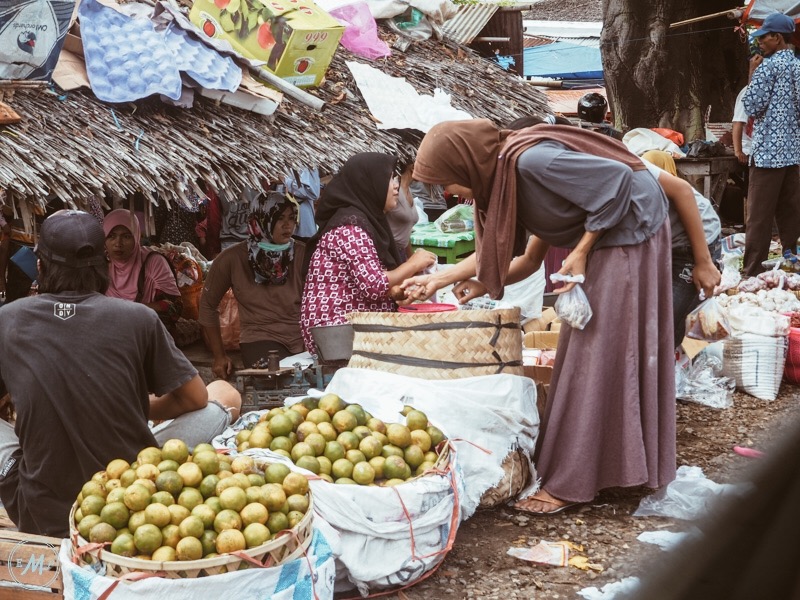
<box><xmin>600</xmin><ymin>0</ymin><xmax>749</xmax><ymax>141</ymax></box>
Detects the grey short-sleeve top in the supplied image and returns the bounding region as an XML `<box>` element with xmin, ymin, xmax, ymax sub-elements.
<box><xmin>515</xmin><ymin>141</ymin><xmax>668</xmax><ymax>249</ymax></box>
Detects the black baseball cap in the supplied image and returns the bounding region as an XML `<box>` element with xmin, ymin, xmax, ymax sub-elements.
<box><xmin>35</xmin><ymin>210</ymin><xmax>107</xmax><ymax>268</ymax></box>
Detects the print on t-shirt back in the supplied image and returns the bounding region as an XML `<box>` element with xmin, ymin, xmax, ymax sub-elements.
<box><xmin>53</xmin><ymin>302</ymin><xmax>75</xmax><ymax>320</ymax></box>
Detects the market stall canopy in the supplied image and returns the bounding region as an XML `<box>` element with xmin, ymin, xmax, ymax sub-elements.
<box><xmin>522</xmin><ymin>40</ymin><xmax>602</xmax><ymax>79</ymax></box>
<box><xmin>0</xmin><ymin>19</ymin><xmax>549</xmax><ymax>211</ymax></box>
<box><xmin>741</xmin><ymin>2</ymin><xmax>800</xmax><ymax>47</ymax></box>
<box><xmin>742</xmin><ymin>1</ymin><xmax>800</xmax><ymax>22</ymax></box>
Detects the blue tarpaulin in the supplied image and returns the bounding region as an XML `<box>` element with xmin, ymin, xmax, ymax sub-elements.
<box><xmin>523</xmin><ymin>41</ymin><xmax>603</xmax><ymax>80</ymax></box>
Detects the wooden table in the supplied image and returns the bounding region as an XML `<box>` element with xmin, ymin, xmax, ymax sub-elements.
<box><xmin>675</xmin><ymin>156</ymin><xmax>740</xmax><ymax>209</ymax></box>
<box><xmin>410</xmin><ymin>223</ymin><xmax>476</xmax><ymax>264</ymax></box>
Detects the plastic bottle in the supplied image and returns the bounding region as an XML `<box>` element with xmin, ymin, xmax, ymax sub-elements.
<box><xmin>440</xmin><ymin>219</ymin><xmax>474</xmax><ymax>233</ymax></box>
<box><xmin>782</xmin><ymin>249</ymin><xmax>800</xmax><ymax>273</ymax></box>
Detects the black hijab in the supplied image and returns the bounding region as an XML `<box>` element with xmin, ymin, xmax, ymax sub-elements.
<box><xmin>306</xmin><ymin>152</ymin><xmax>403</xmax><ymax>273</ymax></box>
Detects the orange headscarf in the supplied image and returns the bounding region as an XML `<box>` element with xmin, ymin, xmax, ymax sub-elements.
<box><xmin>414</xmin><ymin>119</ymin><xmax>646</xmax><ymax>298</ymax></box>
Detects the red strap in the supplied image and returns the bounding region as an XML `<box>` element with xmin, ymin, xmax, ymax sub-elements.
<box><xmin>340</xmin><ymin>445</ymin><xmax>461</xmax><ymax>600</ymax></box>
<box><xmin>96</xmin><ymin>571</ymin><xmax>165</xmax><ymax>600</ymax></box>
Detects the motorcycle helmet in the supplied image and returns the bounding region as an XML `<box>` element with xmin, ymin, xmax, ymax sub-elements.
<box><xmin>577</xmin><ymin>93</ymin><xmax>608</xmax><ymax>123</ymax></box>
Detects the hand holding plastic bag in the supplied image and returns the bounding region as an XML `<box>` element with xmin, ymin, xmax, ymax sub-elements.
<box><xmin>550</xmin><ymin>273</ymin><xmax>593</xmax><ymax>330</ymax></box>
<box><xmin>685</xmin><ymin>296</ymin><xmax>731</xmax><ymax>342</ymax></box>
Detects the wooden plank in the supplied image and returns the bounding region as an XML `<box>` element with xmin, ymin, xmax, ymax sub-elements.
<box><xmin>0</xmin><ymin>547</ymin><xmax>62</xmax><ymax>589</ymax></box>
<box><xmin>0</xmin><ymin>531</ymin><xmax>63</xmax><ymax>546</ymax></box>
<box><xmin>0</xmin><ymin>585</ymin><xmax>62</xmax><ymax>599</ymax></box>
<box><xmin>0</xmin><ymin>528</ymin><xmax>64</xmax><ymax>593</ymax></box>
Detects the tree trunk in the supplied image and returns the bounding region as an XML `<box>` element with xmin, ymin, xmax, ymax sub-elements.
<box><xmin>600</xmin><ymin>0</ymin><xmax>749</xmax><ymax>141</ymax></box>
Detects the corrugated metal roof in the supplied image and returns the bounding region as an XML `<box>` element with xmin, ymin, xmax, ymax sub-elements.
<box><xmin>523</xmin><ymin>35</ymin><xmax>556</xmax><ymax>48</ymax></box>
<box><xmin>542</xmin><ymin>86</ymin><xmax>606</xmax><ymax>115</ymax></box>
<box><xmin>522</xmin><ymin>20</ymin><xmax>601</xmax><ymax>48</ymax></box>
<box><xmin>442</xmin><ymin>4</ymin><xmax>501</xmax><ymax>45</ymax></box>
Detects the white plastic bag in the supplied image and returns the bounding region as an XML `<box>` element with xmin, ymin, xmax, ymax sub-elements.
<box><xmin>412</xmin><ymin>197</ymin><xmax>429</xmax><ymax>223</ymax></box>
<box><xmin>434</xmin><ymin>203</ymin><xmax>474</xmax><ymax>233</ymax></box>
<box><xmin>713</xmin><ymin>253</ymin><xmax>742</xmax><ymax>295</ymax></box>
<box><xmin>727</xmin><ymin>305</ymin><xmax>790</xmax><ymax>337</ymax></box>
<box><xmin>318</xmin><ymin>369</ymin><xmax>539</xmax><ymax>517</ymax></box>
<box><xmin>633</xmin><ymin>465</ymin><xmax>752</xmax><ymax>520</ymax></box>
<box><xmin>550</xmin><ymin>273</ymin><xmax>592</xmax><ymax>329</ymax></box>
<box><xmin>435</xmin><ymin>263</ymin><xmax>546</xmax><ymax>321</ymax></box>
<box><xmin>675</xmin><ymin>354</ymin><xmax>735</xmax><ymax>409</ymax></box>
<box><xmin>685</xmin><ymin>296</ymin><xmax>731</xmax><ymax>342</ymax></box>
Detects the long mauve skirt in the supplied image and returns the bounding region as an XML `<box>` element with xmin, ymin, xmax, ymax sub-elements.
<box><xmin>533</xmin><ymin>221</ymin><xmax>676</xmax><ymax>503</ymax></box>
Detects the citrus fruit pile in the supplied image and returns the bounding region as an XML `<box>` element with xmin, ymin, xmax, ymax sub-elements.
<box><xmin>72</xmin><ymin>440</ymin><xmax>310</xmax><ymax>561</ymax></box>
<box><xmin>235</xmin><ymin>394</ymin><xmax>446</xmax><ymax>486</ymax></box>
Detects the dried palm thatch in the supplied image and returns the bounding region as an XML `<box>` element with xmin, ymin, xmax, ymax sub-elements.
<box><xmin>0</xmin><ymin>26</ymin><xmax>549</xmax><ymax>209</ymax></box>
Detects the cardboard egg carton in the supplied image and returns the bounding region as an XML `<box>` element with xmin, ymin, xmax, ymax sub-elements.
<box><xmin>522</xmin><ymin>307</ymin><xmax>561</xmax><ymax>386</ymax></box>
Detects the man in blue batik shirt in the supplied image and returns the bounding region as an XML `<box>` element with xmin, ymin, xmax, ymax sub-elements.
<box><xmin>743</xmin><ymin>12</ymin><xmax>800</xmax><ymax>276</ymax></box>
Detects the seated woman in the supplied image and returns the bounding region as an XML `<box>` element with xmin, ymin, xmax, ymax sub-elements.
<box><xmin>385</xmin><ymin>160</ymin><xmax>419</xmax><ymax>258</ymax></box>
<box><xmin>198</xmin><ymin>192</ymin><xmax>305</xmax><ymax>379</ymax></box>
<box><xmin>104</xmin><ymin>209</ymin><xmax>182</xmax><ymax>333</ymax></box>
<box><xmin>300</xmin><ymin>152</ymin><xmax>437</xmax><ymax>356</ymax></box>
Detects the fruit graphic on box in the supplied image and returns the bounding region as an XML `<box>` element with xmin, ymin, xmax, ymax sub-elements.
<box><xmin>190</xmin><ymin>0</ymin><xmax>344</xmax><ymax>88</ymax></box>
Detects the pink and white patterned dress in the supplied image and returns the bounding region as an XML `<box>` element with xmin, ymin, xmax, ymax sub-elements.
<box><xmin>301</xmin><ymin>225</ymin><xmax>394</xmax><ymax>354</ymax></box>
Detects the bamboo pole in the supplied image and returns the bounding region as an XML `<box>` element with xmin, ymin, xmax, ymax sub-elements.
<box><xmin>670</xmin><ymin>8</ymin><xmax>745</xmax><ymax>29</ymax></box>
<box><xmin>0</xmin><ymin>81</ymin><xmax>48</xmax><ymax>88</ymax></box>
<box><xmin>249</xmin><ymin>66</ymin><xmax>325</xmax><ymax>111</ymax></box>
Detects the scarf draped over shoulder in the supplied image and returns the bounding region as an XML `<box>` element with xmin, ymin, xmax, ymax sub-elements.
<box><xmin>104</xmin><ymin>209</ymin><xmax>178</xmax><ymax>303</ymax></box>
<box><xmin>246</xmin><ymin>191</ymin><xmax>300</xmax><ymax>285</ymax></box>
<box><xmin>414</xmin><ymin>119</ymin><xmax>646</xmax><ymax>298</ymax></box>
<box><xmin>306</xmin><ymin>152</ymin><xmax>403</xmax><ymax>273</ymax></box>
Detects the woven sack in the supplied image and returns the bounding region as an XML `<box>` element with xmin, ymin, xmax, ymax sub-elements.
<box><xmin>70</xmin><ymin>455</ymin><xmax>314</xmax><ymax>578</ymax></box>
<box><xmin>784</xmin><ymin>327</ymin><xmax>800</xmax><ymax>383</ymax></box>
<box><xmin>723</xmin><ymin>332</ymin><xmax>788</xmax><ymax>401</ymax></box>
<box><xmin>347</xmin><ymin>307</ymin><xmax>523</xmax><ymax>380</ymax></box>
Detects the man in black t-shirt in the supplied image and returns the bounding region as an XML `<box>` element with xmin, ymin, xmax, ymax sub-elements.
<box><xmin>0</xmin><ymin>210</ymin><xmax>241</xmax><ymax>537</ymax></box>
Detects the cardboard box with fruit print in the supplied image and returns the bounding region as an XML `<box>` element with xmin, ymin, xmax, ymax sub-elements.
<box><xmin>191</xmin><ymin>0</ymin><xmax>344</xmax><ymax>88</ymax></box>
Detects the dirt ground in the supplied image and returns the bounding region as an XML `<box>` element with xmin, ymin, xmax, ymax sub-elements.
<box><xmin>378</xmin><ymin>384</ymin><xmax>800</xmax><ymax>600</ymax></box>
<box><xmin>188</xmin><ymin>344</ymin><xmax>799</xmax><ymax>599</ymax></box>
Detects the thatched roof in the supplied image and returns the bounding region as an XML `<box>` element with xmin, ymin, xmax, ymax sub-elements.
<box><xmin>524</xmin><ymin>0</ymin><xmax>603</xmax><ymax>22</ymax></box>
<box><xmin>0</xmin><ymin>21</ymin><xmax>549</xmax><ymax>209</ymax></box>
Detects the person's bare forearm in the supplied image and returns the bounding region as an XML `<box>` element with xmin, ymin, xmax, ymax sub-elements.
<box><xmin>149</xmin><ymin>375</ymin><xmax>208</xmax><ymax>420</ymax></box>
<box><xmin>505</xmin><ymin>236</ymin><xmax>549</xmax><ymax>285</ymax></box>
<box><xmin>202</xmin><ymin>324</ymin><xmax>227</xmax><ymax>361</ymax></box>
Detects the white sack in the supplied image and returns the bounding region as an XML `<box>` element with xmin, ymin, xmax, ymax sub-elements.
<box><xmin>622</xmin><ymin>128</ymin><xmax>686</xmax><ymax>158</ymax></box>
<box><xmin>723</xmin><ymin>332</ymin><xmax>788</xmax><ymax>401</ymax></box>
<box><xmin>235</xmin><ymin>444</ymin><xmax>460</xmax><ymax>596</ymax></box>
<box><xmin>322</xmin><ymin>368</ymin><xmax>539</xmax><ymax>517</ymax></box>
<box><xmin>726</xmin><ymin>304</ymin><xmax>790</xmax><ymax>337</ymax></box>
<box><xmin>59</xmin><ymin>522</ymin><xmax>340</xmax><ymax>600</ymax></box>
<box><xmin>213</xmin><ymin>369</ymin><xmax>538</xmax><ymax>595</ymax></box>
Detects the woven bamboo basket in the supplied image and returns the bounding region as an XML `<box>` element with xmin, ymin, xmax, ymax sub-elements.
<box><xmin>69</xmin><ymin>500</ymin><xmax>313</xmax><ymax>578</ymax></box>
<box><xmin>69</xmin><ymin>459</ymin><xmax>314</xmax><ymax>579</ymax></box>
<box><xmin>346</xmin><ymin>307</ymin><xmax>523</xmax><ymax>380</ymax></box>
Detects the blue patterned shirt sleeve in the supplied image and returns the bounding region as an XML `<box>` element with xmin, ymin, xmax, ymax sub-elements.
<box><xmin>742</xmin><ymin>49</ymin><xmax>800</xmax><ymax>168</ymax></box>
